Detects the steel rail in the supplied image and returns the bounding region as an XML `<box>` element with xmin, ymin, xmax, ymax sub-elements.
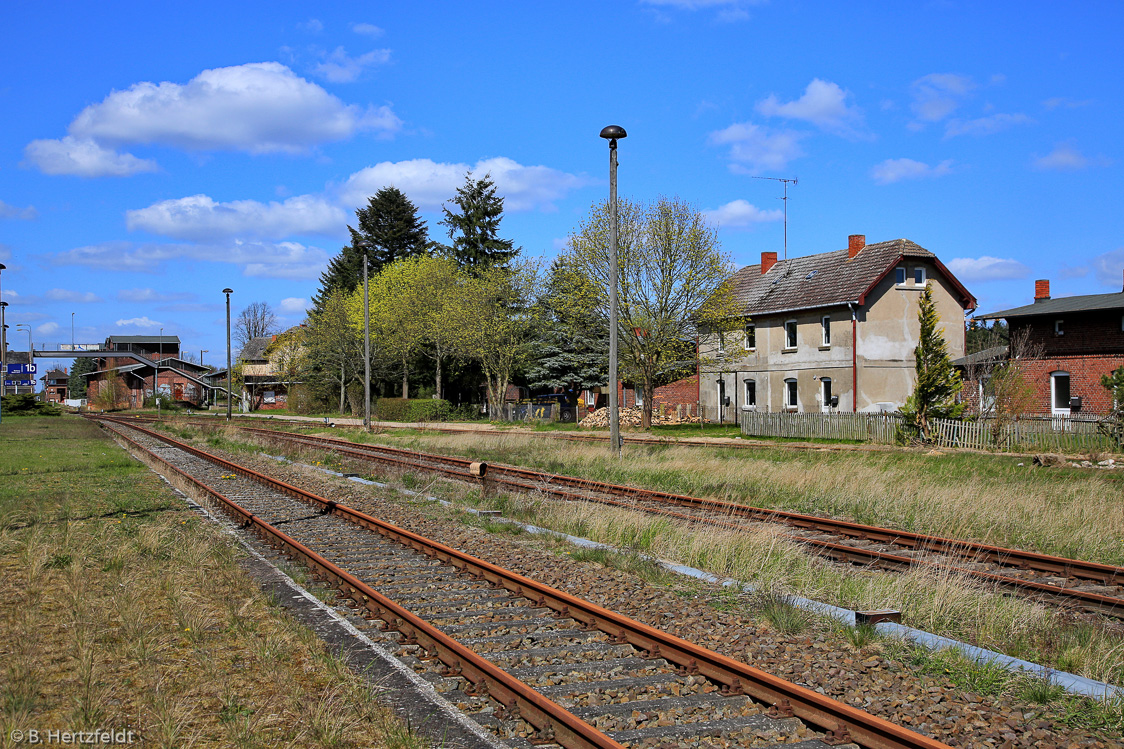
<box><xmin>96</xmin><ymin>415</ymin><xmax>954</xmax><ymax>749</ymax></box>
<box><xmin>110</xmin><ymin>416</ymin><xmax>1124</xmax><ymax>614</ymax></box>
<box><xmin>94</xmin><ymin>417</ymin><xmax>627</xmax><ymax>749</ymax></box>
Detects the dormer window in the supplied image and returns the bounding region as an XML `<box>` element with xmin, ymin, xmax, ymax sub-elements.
<box><xmin>895</xmin><ymin>267</ymin><xmax>906</xmax><ymax>285</ymax></box>
<box><xmin>914</xmin><ymin>267</ymin><xmax>926</xmax><ymax>284</ymax></box>
<box><xmin>1055</xmin><ymin>319</ymin><xmax>1064</xmax><ymax>336</ymax></box>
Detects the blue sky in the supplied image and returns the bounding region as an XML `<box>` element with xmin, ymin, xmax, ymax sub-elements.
<box><xmin>2</xmin><ymin>1</ymin><xmax>1121</xmax><ymax>367</ymax></box>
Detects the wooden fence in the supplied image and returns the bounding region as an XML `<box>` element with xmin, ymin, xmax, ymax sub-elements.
<box><xmin>739</xmin><ymin>411</ymin><xmax>903</xmax><ymax>443</ymax></box>
<box><xmin>740</xmin><ymin>410</ymin><xmax>1119</xmax><ymax>453</ymax></box>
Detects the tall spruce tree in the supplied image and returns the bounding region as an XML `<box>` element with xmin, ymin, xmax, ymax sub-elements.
<box><xmin>439</xmin><ymin>172</ymin><xmax>518</xmax><ymax>273</ymax></box>
<box><xmin>311</xmin><ymin>187</ymin><xmax>430</xmax><ymax>310</ymax></box>
<box><xmin>901</xmin><ymin>284</ymin><xmax>964</xmax><ymax>440</ymax></box>
<box><xmin>526</xmin><ymin>256</ymin><xmax>608</xmax><ymax>392</ymax></box>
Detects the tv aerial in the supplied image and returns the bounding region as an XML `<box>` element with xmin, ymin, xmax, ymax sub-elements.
<box><xmin>752</xmin><ymin>176</ymin><xmax>797</xmax><ymax>259</ymax></box>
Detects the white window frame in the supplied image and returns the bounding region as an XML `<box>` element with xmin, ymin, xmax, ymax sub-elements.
<box><xmin>821</xmin><ymin>316</ymin><xmax>831</xmax><ymax>346</ymax></box>
<box><xmin>895</xmin><ymin>266</ymin><xmax>906</xmax><ymax>285</ymax></box>
<box><xmin>914</xmin><ymin>267</ymin><xmax>926</xmax><ymax>284</ymax></box>
<box><xmin>743</xmin><ymin>379</ymin><xmax>756</xmax><ymax>409</ymax></box>
<box><xmin>821</xmin><ymin>377</ymin><xmax>832</xmax><ymax>410</ymax></box>
<box><xmin>784</xmin><ymin>320</ymin><xmax>798</xmax><ymax>350</ymax></box>
<box><xmin>745</xmin><ymin>323</ymin><xmax>756</xmax><ymax>351</ymax></box>
<box><xmin>1055</xmin><ymin>319</ymin><xmax>1064</xmax><ymax>336</ymax></box>
<box><xmin>634</xmin><ymin>387</ymin><xmax>644</xmax><ymax>408</ymax></box>
<box><xmin>784</xmin><ymin>378</ymin><xmax>798</xmax><ymax>410</ymax></box>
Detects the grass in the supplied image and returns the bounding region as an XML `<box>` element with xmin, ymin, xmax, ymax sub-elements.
<box><xmin>0</xmin><ymin>415</ymin><xmax>429</xmax><ymax>749</ymax></box>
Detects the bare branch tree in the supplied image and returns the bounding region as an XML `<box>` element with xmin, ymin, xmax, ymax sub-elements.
<box><xmin>234</xmin><ymin>301</ymin><xmax>279</xmax><ymax>351</ymax></box>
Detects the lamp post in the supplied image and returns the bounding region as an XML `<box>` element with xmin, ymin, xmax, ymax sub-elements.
<box><xmin>224</xmin><ymin>288</ymin><xmax>233</xmax><ymax>421</ymax></box>
<box><xmin>200</xmin><ymin>349</ymin><xmax>207</xmax><ymax>367</ymax></box>
<box><xmin>599</xmin><ymin>125</ymin><xmax>627</xmax><ymax>457</ymax></box>
<box><xmin>157</xmin><ymin>327</ymin><xmax>163</xmax><ymax>416</ymax></box>
<box><xmin>71</xmin><ymin>312</ymin><xmax>75</xmax><ymax>350</ymax></box>
<box><xmin>356</xmin><ymin>240</ymin><xmax>372</xmax><ymax>432</ymax></box>
<box><xmin>16</xmin><ymin>324</ymin><xmax>32</xmax><ymax>397</ymax></box>
<box><xmin>0</xmin><ymin>263</ymin><xmax>6</xmax><ymax>406</ymax></box>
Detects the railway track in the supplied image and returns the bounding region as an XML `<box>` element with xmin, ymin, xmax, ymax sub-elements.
<box><xmin>120</xmin><ymin>415</ymin><xmax>1124</xmax><ymax>619</ymax></box>
<box><xmin>92</xmin><ymin>414</ymin><xmax>959</xmax><ymax>749</ymax></box>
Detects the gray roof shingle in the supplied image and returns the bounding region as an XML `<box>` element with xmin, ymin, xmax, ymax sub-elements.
<box><xmin>976</xmin><ymin>291</ymin><xmax>1124</xmax><ymax>320</ymax></box>
<box><xmin>728</xmin><ymin>238</ymin><xmax>974</xmax><ymax>316</ymax></box>
<box><xmin>239</xmin><ymin>336</ymin><xmax>272</xmax><ymax>361</ymax></box>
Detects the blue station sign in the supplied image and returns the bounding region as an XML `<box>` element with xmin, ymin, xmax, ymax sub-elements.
<box><xmin>5</xmin><ymin>363</ymin><xmax>37</xmax><ymax>375</ymax></box>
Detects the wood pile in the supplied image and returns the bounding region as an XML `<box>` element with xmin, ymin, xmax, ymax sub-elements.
<box><xmin>579</xmin><ymin>407</ymin><xmax>698</xmax><ymax>428</ymax></box>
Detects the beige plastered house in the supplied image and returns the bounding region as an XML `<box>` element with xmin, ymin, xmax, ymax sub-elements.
<box><xmin>700</xmin><ymin>235</ymin><xmax>976</xmax><ymax>420</ymax></box>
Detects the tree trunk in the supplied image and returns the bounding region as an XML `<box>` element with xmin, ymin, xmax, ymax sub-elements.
<box><xmin>401</xmin><ymin>355</ymin><xmax>409</xmax><ymax>399</ymax></box>
<box><xmin>642</xmin><ymin>381</ymin><xmax>654</xmax><ymax>430</ymax></box>
<box><xmin>339</xmin><ymin>363</ymin><xmax>346</xmax><ymax>414</ymax></box>
<box><xmin>435</xmin><ymin>355</ymin><xmax>443</xmax><ymax>401</ymax></box>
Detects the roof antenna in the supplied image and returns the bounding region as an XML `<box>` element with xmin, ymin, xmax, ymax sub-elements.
<box><xmin>752</xmin><ymin>176</ymin><xmax>797</xmax><ymax>260</ymax></box>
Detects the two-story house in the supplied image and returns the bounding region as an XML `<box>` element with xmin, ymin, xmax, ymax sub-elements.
<box><xmin>41</xmin><ymin>367</ymin><xmax>68</xmax><ymax>403</ymax></box>
<box><xmin>239</xmin><ymin>326</ymin><xmax>304</xmax><ymax>411</ymax></box>
<box><xmin>701</xmin><ymin>235</ymin><xmax>976</xmax><ymax>419</ymax></box>
<box><xmin>975</xmin><ymin>278</ymin><xmax>1124</xmax><ymax>416</ymax></box>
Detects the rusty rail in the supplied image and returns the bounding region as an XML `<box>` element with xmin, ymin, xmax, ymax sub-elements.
<box><xmin>95</xmin><ymin>415</ymin><xmax>955</xmax><ymax>749</ymax></box>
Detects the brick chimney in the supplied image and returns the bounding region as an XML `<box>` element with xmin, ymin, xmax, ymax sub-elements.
<box><xmin>760</xmin><ymin>251</ymin><xmax>777</xmax><ymax>274</ymax></box>
<box><xmin>1034</xmin><ymin>279</ymin><xmax>1050</xmax><ymax>303</ymax></box>
<box><xmin>847</xmin><ymin>234</ymin><xmax>865</xmax><ymax>259</ymax></box>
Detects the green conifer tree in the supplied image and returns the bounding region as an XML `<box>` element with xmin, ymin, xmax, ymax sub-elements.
<box><xmin>311</xmin><ymin>187</ymin><xmax>430</xmax><ymax>311</ymax></box>
<box><xmin>68</xmin><ymin>356</ymin><xmax>98</xmax><ymax>398</ymax></box>
<box><xmin>901</xmin><ymin>284</ymin><xmax>964</xmax><ymax>440</ymax></box>
<box><xmin>438</xmin><ymin>172</ymin><xmax>518</xmax><ymax>273</ymax></box>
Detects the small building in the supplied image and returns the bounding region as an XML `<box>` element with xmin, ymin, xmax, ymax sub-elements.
<box><xmin>84</xmin><ymin>335</ymin><xmax>211</xmax><ymax>409</ymax></box>
<box><xmin>699</xmin><ymin>235</ymin><xmax>976</xmax><ymax>420</ymax></box>
<box><xmin>975</xmin><ymin>278</ymin><xmax>1124</xmax><ymax>416</ymax></box>
<box><xmin>41</xmin><ymin>367</ymin><xmax>69</xmax><ymax>403</ymax></box>
<box><xmin>239</xmin><ymin>327</ymin><xmax>304</xmax><ymax>411</ymax></box>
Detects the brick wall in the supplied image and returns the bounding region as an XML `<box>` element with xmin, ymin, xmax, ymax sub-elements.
<box><xmin>1017</xmin><ymin>311</ymin><xmax>1124</xmax><ymax>356</ymax></box>
<box><xmin>1015</xmin><ymin>355</ymin><xmax>1124</xmax><ymax>415</ymax></box>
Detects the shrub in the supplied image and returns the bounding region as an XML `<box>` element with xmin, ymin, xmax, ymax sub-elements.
<box><xmin>0</xmin><ymin>394</ymin><xmax>63</xmax><ymax>416</ymax></box>
<box><xmin>373</xmin><ymin>398</ymin><xmax>410</xmax><ymax>422</ymax></box>
<box><xmin>406</xmin><ymin>399</ymin><xmax>452</xmax><ymax>422</ymax></box>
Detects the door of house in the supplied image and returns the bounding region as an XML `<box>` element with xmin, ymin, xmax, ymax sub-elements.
<box><xmin>174</xmin><ymin>383</ymin><xmax>184</xmax><ymax>401</ymax></box>
<box><xmin>1050</xmin><ymin>372</ymin><xmax>1070</xmax><ymax>417</ymax></box>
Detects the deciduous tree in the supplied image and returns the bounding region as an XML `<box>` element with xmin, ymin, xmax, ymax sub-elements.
<box><xmin>234</xmin><ymin>301</ymin><xmax>278</xmax><ymax>351</ymax></box>
<box><xmin>562</xmin><ymin>197</ymin><xmax>742</xmax><ymax>428</ymax></box>
<box><xmin>304</xmin><ymin>291</ymin><xmax>362</xmax><ymax>413</ymax></box>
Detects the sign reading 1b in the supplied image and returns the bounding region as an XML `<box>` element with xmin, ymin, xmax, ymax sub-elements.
<box><xmin>6</xmin><ymin>363</ymin><xmax>37</xmax><ymax>375</ymax></box>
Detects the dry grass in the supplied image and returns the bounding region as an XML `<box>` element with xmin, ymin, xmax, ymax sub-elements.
<box><xmin>0</xmin><ymin>416</ymin><xmax>429</xmax><ymax>749</ymax></box>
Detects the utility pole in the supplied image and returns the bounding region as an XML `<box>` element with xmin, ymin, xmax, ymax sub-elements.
<box><xmin>224</xmin><ymin>288</ymin><xmax>233</xmax><ymax>421</ymax></box>
<box><xmin>600</xmin><ymin>125</ymin><xmax>627</xmax><ymax>458</ymax></box>
<box><xmin>752</xmin><ymin>176</ymin><xmax>798</xmax><ymax>260</ymax></box>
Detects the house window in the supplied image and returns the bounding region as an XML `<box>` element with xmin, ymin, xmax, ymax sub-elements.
<box><xmin>821</xmin><ymin>316</ymin><xmax>831</xmax><ymax>346</ymax></box>
<box><xmin>785</xmin><ymin>378</ymin><xmax>798</xmax><ymax>409</ymax></box>
<box><xmin>914</xmin><ymin>267</ymin><xmax>926</xmax><ymax>284</ymax></box>
<box><xmin>784</xmin><ymin>320</ymin><xmax>798</xmax><ymax>349</ymax></box>
<box><xmin>745</xmin><ymin>323</ymin><xmax>756</xmax><ymax>350</ymax></box>
<box><xmin>821</xmin><ymin>378</ymin><xmax>832</xmax><ymax>409</ymax></box>
<box><xmin>743</xmin><ymin>379</ymin><xmax>756</xmax><ymax>408</ymax></box>
<box><xmin>895</xmin><ymin>267</ymin><xmax>906</xmax><ymax>285</ymax></box>
<box><xmin>634</xmin><ymin>387</ymin><xmax>644</xmax><ymax>408</ymax></box>
<box><xmin>1051</xmin><ymin>372</ymin><xmax>1071</xmax><ymax>412</ymax></box>
<box><xmin>1055</xmin><ymin>319</ymin><xmax>1064</xmax><ymax>336</ymax></box>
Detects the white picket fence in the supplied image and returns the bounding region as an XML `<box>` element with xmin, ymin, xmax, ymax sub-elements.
<box><xmin>740</xmin><ymin>410</ymin><xmax>1118</xmax><ymax>453</ymax></box>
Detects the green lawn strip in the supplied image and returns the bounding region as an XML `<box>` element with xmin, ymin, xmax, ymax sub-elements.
<box><xmin>0</xmin><ymin>415</ymin><xmax>426</xmax><ymax>749</ymax></box>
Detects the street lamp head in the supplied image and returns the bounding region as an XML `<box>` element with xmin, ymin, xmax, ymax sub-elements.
<box><xmin>600</xmin><ymin>125</ymin><xmax>627</xmax><ymax>142</ymax></box>
<box><xmin>0</xmin><ymin>263</ymin><xmax>6</xmax><ymax>271</ymax></box>
<box><xmin>223</xmin><ymin>288</ymin><xmax>233</xmax><ymax>295</ymax></box>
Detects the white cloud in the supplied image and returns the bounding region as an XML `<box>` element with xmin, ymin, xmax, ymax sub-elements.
<box><xmin>279</xmin><ymin>297</ymin><xmax>311</xmax><ymax>314</ymax></box>
<box><xmin>756</xmin><ymin>79</ymin><xmax>864</xmax><ymax>136</ymax></box>
<box><xmin>23</xmin><ymin>136</ymin><xmax>158</xmax><ymax>177</ymax></box>
<box><xmin>3</xmin><ymin>289</ymin><xmax>38</xmax><ymax>304</ymax></box>
<box><xmin>870</xmin><ymin>158</ymin><xmax>953</xmax><ymax>184</ymax></box>
<box><xmin>708</xmin><ymin>123</ymin><xmax>804</xmax><ymax>174</ymax></box>
<box><xmin>946</xmin><ymin>256</ymin><xmax>1031</xmax><ymax>282</ymax></box>
<box><xmin>703</xmin><ymin>199</ymin><xmax>783</xmax><ymax>228</ymax></box>
<box><xmin>25</xmin><ymin>63</ymin><xmax>402</xmax><ymax>176</ymax></box>
<box><xmin>944</xmin><ymin>112</ymin><xmax>1032</xmax><ymax>138</ymax></box>
<box><xmin>127</xmin><ymin>193</ymin><xmax>347</xmax><ymax>240</ymax></box>
<box><xmin>116</xmin><ymin>316</ymin><xmax>163</xmax><ymax>328</ymax></box>
<box><xmin>51</xmin><ymin>239</ymin><xmax>330</xmax><ymax>280</ymax></box>
<box><xmin>118</xmin><ymin>288</ymin><xmax>196</xmax><ymax>303</ymax></box>
<box><xmin>341</xmin><ymin>157</ymin><xmax>588</xmax><ymax>212</ymax></box>
<box><xmin>1042</xmin><ymin>97</ymin><xmax>1092</xmax><ymax>110</ymax></box>
<box><xmin>910</xmin><ymin>73</ymin><xmax>975</xmax><ymax>124</ymax></box>
<box><xmin>1091</xmin><ymin>248</ymin><xmax>1124</xmax><ymax>288</ymax></box>
<box><xmin>352</xmin><ymin>23</ymin><xmax>384</xmax><ymax>37</ymax></box>
<box><xmin>0</xmin><ymin>200</ymin><xmax>38</xmax><ymax>220</ymax></box>
<box><xmin>313</xmin><ymin>47</ymin><xmax>391</xmax><ymax>83</ymax></box>
<box><xmin>298</xmin><ymin>18</ymin><xmax>324</xmax><ymax>33</ymax></box>
<box><xmin>45</xmin><ymin>289</ymin><xmax>102</xmax><ymax>303</ymax></box>
<box><xmin>640</xmin><ymin>0</ymin><xmax>758</xmax><ymax>21</ymax></box>
<box><xmin>36</xmin><ymin>322</ymin><xmax>59</xmax><ymax>336</ymax></box>
<box><xmin>1032</xmin><ymin>142</ymin><xmax>1110</xmax><ymax>171</ymax></box>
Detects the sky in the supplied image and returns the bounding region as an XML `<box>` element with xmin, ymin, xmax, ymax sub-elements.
<box><xmin>1</xmin><ymin>1</ymin><xmax>1122</xmax><ymax>370</ymax></box>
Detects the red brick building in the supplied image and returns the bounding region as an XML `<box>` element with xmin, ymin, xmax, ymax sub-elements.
<box><xmin>85</xmin><ymin>335</ymin><xmax>211</xmax><ymax>409</ymax></box>
<box><xmin>41</xmin><ymin>367</ymin><xmax>68</xmax><ymax>403</ymax></box>
<box><xmin>976</xmin><ymin>279</ymin><xmax>1124</xmax><ymax>416</ymax></box>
